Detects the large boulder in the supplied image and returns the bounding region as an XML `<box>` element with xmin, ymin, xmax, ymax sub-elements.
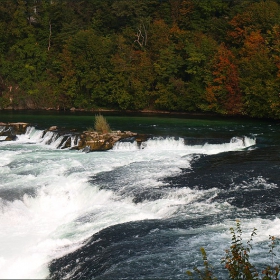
<box><xmin>77</xmin><ymin>130</ymin><xmax>148</xmax><ymax>152</ymax></box>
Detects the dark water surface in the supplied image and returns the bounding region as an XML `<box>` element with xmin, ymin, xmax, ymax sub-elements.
<box><xmin>1</xmin><ymin>110</ymin><xmax>279</xmax><ymax>138</ymax></box>
<box><xmin>0</xmin><ymin>111</ymin><xmax>280</xmax><ymax>279</ymax></box>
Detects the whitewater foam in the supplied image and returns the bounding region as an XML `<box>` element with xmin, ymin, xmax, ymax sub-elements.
<box><xmin>113</xmin><ymin>136</ymin><xmax>256</xmax><ymax>155</ymax></box>
<box><xmin>0</xmin><ymin>129</ymin><xmax>268</xmax><ymax>279</ymax></box>
<box><xmin>0</xmin><ymin>148</ymin><xmax>167</xmax><ymax>278</ymax></box>
<box><xmin>15</xmin><ymin>127</ymin><xmax>79</xmax><ymax>150</ymax></box>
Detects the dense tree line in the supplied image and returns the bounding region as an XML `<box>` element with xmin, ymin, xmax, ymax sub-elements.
<box><xmin>0</xmin><ymin>0</ymin><xmax>280</xmax><ymax>119</ymax></box>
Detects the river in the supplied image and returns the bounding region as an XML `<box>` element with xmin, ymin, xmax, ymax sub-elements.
<box><xmin>0</xmin><ymin>111</ymin><xmax>279</xmax><ymax>279</ymax></box>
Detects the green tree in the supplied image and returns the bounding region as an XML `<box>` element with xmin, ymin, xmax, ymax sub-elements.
<box><xmin>154</xmin><ymin>43</ymin><xmax>185</xmax><ymax>110</ymax></box>
<box><xmin>111</xmin><ymin>33</ymin><xmax>155</xmax><ymax>110</ymax></box>
<box><xmin>57</xmin><ymin>29</ymin><xmax>113</xmax><ymax>109</ymax></box>
<box><xmin>184</xmin><ymin>32</ymin><xmax>218</xmax><ymax>112</ymax></box>
<box><xmin>239</xmin><ymin>30</ymin><xmax>280</xmax><ymax>118</ymax></box>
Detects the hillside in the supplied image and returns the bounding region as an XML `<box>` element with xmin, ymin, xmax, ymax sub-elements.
<box><xmin>0</xmin><ymin>0</ymin><xmax>280</xmax><ymax>119</ymax></box>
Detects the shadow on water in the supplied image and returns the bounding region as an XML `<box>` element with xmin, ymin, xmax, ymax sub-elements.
<box><xmin>49</xmin><ymin>217</ymin><xmax>222</xmax><ymax>280</ymax></box>
<box><xmin>49</xmin><ymin>146</ymin><xmax>280</xmax><ymax>280</ymax></box>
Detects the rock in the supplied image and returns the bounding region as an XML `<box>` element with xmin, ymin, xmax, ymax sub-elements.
<box><xmin>49</xmin><ymin>126</ymin><xmax>57</xmax><ymax>131</ymax></box>
<box><xmin>0</xmin><ymin>122</ymin><xmax>148</xmax><ymax>151</ymax></box>
<box><xmin>5</xmin><ymin>135</ymin><xmax>17</xmax><ymax>141</ymax></box>
<box><xmin>82</xmin><ymin>146</ymin><xmax>91</xmax><ymax>153</ymax></box>
<box><xmin>0</xmin><ymin>122</ymin><xmax>29</xmax><ymax>141</ymax></box>
<box><xmin>8</xmin><ymin>123</ymin><xmax>29</xmax><ymax>134</ymax></box>
<box><xmin>77</xmin><ymin>130</ymin><xmax>140</xmax><ymax>152</ymax></box>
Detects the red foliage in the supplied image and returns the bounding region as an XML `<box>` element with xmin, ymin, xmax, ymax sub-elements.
<box><xmin>228</xmin><ymin>12</ymin><xmax>252</xmax><ymax>45</ymax></box>
<box><xmin>206</xmin><ymin>44</ymin><xmax>242</xmax><ymax>115</ymax></box>
<box><xmin>242</xmin><ymin>30</ymin><xmax>265</xmax><ymax>57</ymax></box>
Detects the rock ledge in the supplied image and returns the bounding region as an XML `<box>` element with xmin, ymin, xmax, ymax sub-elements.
<box><xmin>77</xmin><ymin>130</ymin><xmax>148</xmax><ymax>151</ymax></box>
<box><xmin>0</xmin><ymin>123</ymin><xmax>148</xmax><ymax>151</ymax></box>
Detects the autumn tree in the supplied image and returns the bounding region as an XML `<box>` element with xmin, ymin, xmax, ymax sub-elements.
<box><xmin>205</xmin><ymin>43</ymin><xmax>242</xmax><ymax>115</ymax></box>
<box><xmin>0</xmin><ymin>0</ymin><xmax>279</xmax><ymax>118</ymax></box>
<box><xmin>239</xmin><ymin>30</ymin><xmax>280</xmax><ymax>118</ymax></box>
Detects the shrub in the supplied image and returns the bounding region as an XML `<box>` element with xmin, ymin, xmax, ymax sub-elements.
<box><xmin>94</xmin><ymin>114</ymin><xmax>111</xmax><ymax>134</ymax></box>
<box><xmin>86</xmin><ymin>127</ymin><xmax>95</xmax><ymax>132</ymax></box>
<box><xmin>187</xmin><ymin>221</ymin><xmax>279</xmax><ymax>280</ymax></box>
<box><xmin>186</xmin><ymin>247</ymin><xmax>217</xmax><ymax>280</ymax></box>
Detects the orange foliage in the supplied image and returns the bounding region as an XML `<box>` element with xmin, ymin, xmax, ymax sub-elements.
<box><xmin>179</xmin><ymin>0</ymin><xmax>194</xmax><ymax>20</ymax></box>
<box><xmin>242</xmin><ymin>30</ymin><xmax>265</xmax><ymax>56</ymax></box>
<box><xmin>206</xmin><ymin>44</ymin><xmax>242</xmax><ymax>114</ymax></box>
<box><xmin>228</xmin><ymin>12</ymin><xmax>252</xmax><ymax>45</ymax></box>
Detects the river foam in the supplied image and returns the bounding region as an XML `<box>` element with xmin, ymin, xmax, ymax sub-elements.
<box><xmin>0</xmin><ymin>132</ymin><xmax>269</xmax><ymax>279</ymax></box>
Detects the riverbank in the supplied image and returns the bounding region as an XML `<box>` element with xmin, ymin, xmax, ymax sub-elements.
<box><xmin>1</xmin><ymin>107</ymin><xmax>218</xmax><ymax>116</ymax></box>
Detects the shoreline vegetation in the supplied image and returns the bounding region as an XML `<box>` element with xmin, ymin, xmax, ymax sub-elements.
<box><xmin>187</xmin><ymin>221</ymin><xmax>279</xmax><ymax>280</ymax></box>
<box><xmin>0</xmin><ymin>1</ymin><xmax>280</xmax><ymax>120</ymax></box>
<box><xmin>0</xmin><ymin>106</ymin><xmax>221</xmax><ymax>116</ymax></box>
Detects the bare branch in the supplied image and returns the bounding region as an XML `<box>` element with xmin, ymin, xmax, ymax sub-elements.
<box><xmin>135</xmin><ymin>27</ymin><xmax>144</xmax><ymax>47</ymax></box>
<box><xmin>134</xmin><ymin>23</ymin><xmax>148</xmax><ymax>48</ymax></box>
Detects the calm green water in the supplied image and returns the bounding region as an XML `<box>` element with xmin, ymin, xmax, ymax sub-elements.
<box><xmin>0</xmin><ymin>110</ymin><xmax>277</xmax><ymax>140</ymax></box>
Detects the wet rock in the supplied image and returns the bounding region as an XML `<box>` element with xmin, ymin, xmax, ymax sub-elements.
<box><xmin>77</xmin><ymin>130</ymin><xmax>141</xmax><ymax>152</ymax></box>
<box><xmin>0</xmin><ymin>122</ymin><xmax>149</xmax><ymax>151</ymax></box>
<box><xmin>0</xmin><ymin>122</ymin><xmax>29</xmax><ymax>140</ymax></box>
<box><xmin>5</xmin><ymin>135</ymin><xmax>17</xmax><ymax>141</ymax></box>
<box><xmin>49</xmin><ymin>126</ymin><xmax>57</xmax><ymax>131</ymax></box>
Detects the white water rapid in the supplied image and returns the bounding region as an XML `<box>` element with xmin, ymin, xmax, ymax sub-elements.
<box><xmin>0</xmin><ymin>128</ymin><xmax>261</xmax><ymax>279</ymax></box>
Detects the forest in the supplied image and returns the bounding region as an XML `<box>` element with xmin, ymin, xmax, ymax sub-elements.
<box><xmin>1</xmin><ymin>0</ymin><xmax>280</xmax><ymax>119</ymax></box>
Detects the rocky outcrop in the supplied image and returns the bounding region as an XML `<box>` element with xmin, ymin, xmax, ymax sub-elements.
<box><xmin>77</xmin><ymin>130</ymin><xmax>148</xmax><ymax>152</ymax></box>
<box><xmin>0</xmin><ymin>123</ymin><xmax>148</xmax><ymax>151</ymax></box>
<box><xmin>0</xmin><ymin>122</ymin><xmax>29</xmax><ymax>141</ymax></box>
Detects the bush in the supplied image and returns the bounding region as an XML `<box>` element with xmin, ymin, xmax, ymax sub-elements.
<box><xmin>94</xmin><ymin>114</ymin><xmax>111</xmax><ymax>134</ymax></box>
<box><xmin>187</xmin><ymin>220</ymin><xmax>279</xmax><ymax>280</ymax></box>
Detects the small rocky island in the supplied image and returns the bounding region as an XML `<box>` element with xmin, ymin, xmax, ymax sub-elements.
<box><xmin>0</xmin><ymin>121</ymin><xmax>148</xmax><ymax>152</ymax></box>
<box><xmin>78</xmin><ymin>130</ymin><xmax>145</xmax><ymax>151</ymax></box>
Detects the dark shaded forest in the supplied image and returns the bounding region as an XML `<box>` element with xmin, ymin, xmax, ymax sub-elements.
<box><xmin>0</xmin><ymin>0</ymin><xmax>280</xmax><ymax>119</ymax></box>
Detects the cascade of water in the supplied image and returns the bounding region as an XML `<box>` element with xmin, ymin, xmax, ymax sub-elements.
<box><xmin>14</xmin><ymin>127</ymin><xmax>79</xmax><ymax>149</ymax></box>
<box><xmin>23</xmin><ymin>127</ymin><xmax>45</xmax><ymax>142</ymax></box>
<box><xmin>40</xmin><ymin>131</ymin><xmax>57</xmax><ymax>145</ymax></box>
<box><xmin>113</xmin><ymin>136</ymin><xmax>256</xmax><ymax>154</ymax></box>
<box><xmin>0</xmin><ymin>126</ymin><xmax>5</xmax><ymax>133</ymax></box>
<box><xmin>50</xmin><ymin>135</ymin><xmax>66</xmax><ymax>149</ymax></box>
<box><xmin>70</xmin><ymin>135</ymin><xmax>79</xmax><ymax>147</ymax></box>
<box><xmin>0</xmin><ymin>120</ymin><xmax>278</xmax><ymax>280</ymax></box>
